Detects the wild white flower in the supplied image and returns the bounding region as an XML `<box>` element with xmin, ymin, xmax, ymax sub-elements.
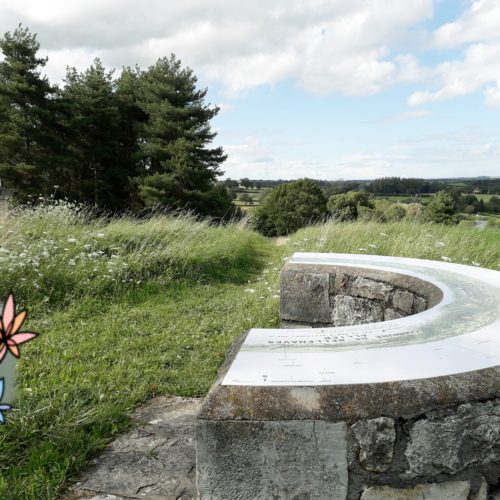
<box><xmin>357</xmin><ymin>247</ymin><xmax>367</xmax><ymax>252</ymax></box>
<box><xmin>272</xmin><ymin>294</ymin><xmax>280</xmax><ymax>298</ymax></box>
<box><xmin>42</xmin><ymin>251</ymin><xmax>50</xmax><ymax>258</ymax></box>
<box><xmin>96</xmin><ymin>233</ymin><xmax>105</xmax><ymax>238</ymax></box>
<box><xmin>68</xmin><ymin>259</ymin><xmax>76</xmax><ymax>266</ymax></box>
<box><xmin>244</xmin><ymin>288</ymin><xmax>256</xmax><ymax>293</ymax></box>
<box><xmin>435</xmin><ymin>241</ymin><xmax>446</xmax><ymax>248</ymax></box>
<box><xmin>84</xmin><ymin>244</ymin><xmax>91</xmax><ymax>250</ymax></box>
<box><xmin>19</xmin><ymin>252</ymin><xmax>27</xmax><ymax>258</ymax></box>
<box><xmin>67</xmin><ymin>237</ymin><xmax>78</xmax><ymax>244</ymax></box>
<box><xmin>441</xmin><ymin>256</ymin><xmax>452</xmax><ymax>262</ymax></box>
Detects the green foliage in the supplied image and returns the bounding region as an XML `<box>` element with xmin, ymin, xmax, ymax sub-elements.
<box><xmin>134</xmin><ymin>55</ymin><xmax>227</xmax><ymax>215</ymax></box>
<box><xmin>384</xmin><ymin>203</ymin><xmax>406</xmax><ymax>221</ymax></box>
<box><xmin>1</xmin><ymin>203</ymin><xmax>499</xmax><ymax>498</ymax></box>
<box><xmin>0</xmin><ymin>25</ymin><xmax>66</xmax><ymax>203</ymax></box>
<box><xmin>239</xmin><ymin>193</ymin><xmax>254</xmax><ymax>205</ymax></box>
<box><xmin>425</xmin><ymin>191</ymin><xmax>458</xmax><ymax>224</ymax></box>
<box><xmin>0</xmin><ymin>28</ymin><xmax>232</xmax><ymax>217</ymax></box>
<box><xmin>0</xmin><ymin>202</ymin><xmax>277</xmax><ymax>498</ymax></box>
<box><xmin>327</xmin><ymin>191</ymin><xmax>373</xmax><ymax>221</ymax></box>
<box><xmin>288</xmin><ymin>219</ymin><xmax>500</xmax><ymax>270</ymax></box>
<box><xmin>252</xmin><ymin>179</ymin><xmax>327</xmax><ymax>236</ymax></box>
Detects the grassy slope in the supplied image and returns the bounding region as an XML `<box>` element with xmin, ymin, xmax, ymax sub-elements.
<box><xmin>0</xmin><ymin>208</ymin><xmax>498</xmax><ymax>499</ymax></box>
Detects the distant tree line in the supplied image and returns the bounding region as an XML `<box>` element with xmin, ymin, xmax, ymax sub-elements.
<box><xmin>252</xmin><ymin>178</ymin><xmax>500</xmax><ymax>236</ymax></box>
<box><xmin>227</xmin><ymin>177</ymin><xmax>500</xmax><ymax>197</ymax></box>
<box><xmin>0</xmin><ymin>26</ymin><xmax>238</xmax><ymax>218</ymax></box>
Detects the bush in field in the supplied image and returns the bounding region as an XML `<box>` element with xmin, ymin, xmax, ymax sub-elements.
<box><xmin>384</xmin><ymin>204</ymin><xmax>406</xmax><ymax>221</ymax></box>
<box><xmin>405</xmin><ymin>203</ymin><xmax>425</xmax><ymax>220</ymax></box>
<box><xmin>252</xmin><ymin>179</ymin><xmax>327</xmax><ymax>236</ymax></box>
<box><xmin>425</xmin><ymin>191</ymin><xmax>459</xmax><ymax>224</ymax></box>
<box><xmin>358</xmin><ymin>205</ymin><xmax>385</xmax><ymax>222</ymax></box>
<box><xmin>327</xmin><ymin>191</ymin><xmax>373</xmax><ymax>221</ymax></box>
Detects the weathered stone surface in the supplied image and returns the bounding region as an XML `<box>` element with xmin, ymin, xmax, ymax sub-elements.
<box><xmin>69</xmin><ymin>397</ymin><xmax>201</xmax><ymax>500</ymax></box>
<box><xmin>413</xmin><ymin>295</ymin><xmax>427</xmax><ymax>313</ymax></box>
<box><xmin>470</xmin><ymin>477</ymin><xmax>488</xmax><ymax>500</ymax></box>
<box><xmin>196</xmin><ymin>420</ymin><xmax>348</xmax><ymax>500</ymax></box>
<box><xmin>351</xmin><ymin>417</ymin><xmax>396</xmax><ymax>472</ymax></box>
<box><xmin>405</xmin><ymin>400</ymin><xmax>500</xmax><ymax>476</ymax></box>
<box><xmin>280</xmin><ymin>270</ymin><xmax>330</xmax><ymax>324</ymax></box>
<box><xmin>384</xmin><ymin>308</ymin><xmax>403</xmax><ymax>321</ymax></box>
<box><xmin>332</xmin><ymin>295</ymin><xmax>384</xmax><ymax>326</ymax></box>
<box><xmin>350</xmin><ymin>276</ymin><xmax>394</xmax><ymax>301</ymax></box>
<box><xmin>392</xmin><ymin>290</ymin><xmax>414</xmax><ymax>314</ymax></box>
<box><xmin>360</xmin><ymin>481</ymin><xmax>470</xmax><ymax>500</ymax></box>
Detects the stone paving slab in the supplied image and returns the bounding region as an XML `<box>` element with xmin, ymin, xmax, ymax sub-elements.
<box><xmin>65</xmin><ymin>397</ymin><xmax>202</xmax><ymax>500</ymax></box>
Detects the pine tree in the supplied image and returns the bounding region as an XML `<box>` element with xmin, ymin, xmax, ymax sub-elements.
<box><xmin>61</xmin><ymin>60</ymin><xmax>131</xmax><ymax>209</ymax></box>
<box><xmin>0</xmin><ymin>25</ymin><xmax>64</xmax><ymax>202</ymax></box>
<box><xmin>135</xmin><ymin>55</ymin><xmax>230</xmax><ymax>215</ymax></box>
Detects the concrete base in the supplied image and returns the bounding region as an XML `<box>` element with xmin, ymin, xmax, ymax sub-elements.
<box><xmin>196</xmin><ymin>420</ymin><xmax>348</xmax><ymax>500</ymax></box>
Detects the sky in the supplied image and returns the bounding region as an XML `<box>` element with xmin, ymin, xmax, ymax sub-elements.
<box><xmin>1</xmin><ymin>0</ymin><xmax>500</xmax><ymax>180</ymax></box>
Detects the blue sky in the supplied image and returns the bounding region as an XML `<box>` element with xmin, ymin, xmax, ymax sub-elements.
<box><xmin>1</xmin><ymin>0</ymin><xmax>499</xmax><ymax>180</ymax></box>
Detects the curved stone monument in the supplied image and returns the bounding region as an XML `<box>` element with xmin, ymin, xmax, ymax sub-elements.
<box><xmin>197</xmin><ymin>253</ymin><xmax>500</xmax><ymax>500</ymax></box>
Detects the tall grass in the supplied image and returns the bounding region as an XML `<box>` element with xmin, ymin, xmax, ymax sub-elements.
<box><xmin>286</xmin><ymin>219</ymin><xmax>500</xmax><ymax>270</ymax></box>
<box><xmin>0</xmin><ymin>200</ymin><xmax>266</xmax><ymax>311</ymax></box>
<box><xmin>0</xmin><ymin>202</ymin><xmax>278</xmax><ymax>499</ymax></box>
<box><xmin>0</xmin><ymin>205</ymin><xmax>498</xmax><ymax>499</ymax></box>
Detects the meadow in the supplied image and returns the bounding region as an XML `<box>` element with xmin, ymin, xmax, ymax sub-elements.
<box><xmin>0</xmin><ymin>202</ymin><xmax>498</xmax><ymax>499</ymax></box>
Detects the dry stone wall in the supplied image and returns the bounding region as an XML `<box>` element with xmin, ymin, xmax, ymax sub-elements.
<box><xmin>280</xmin><ymin>264</ymin><xmax>437</xmax><ymax>328</ymax></box>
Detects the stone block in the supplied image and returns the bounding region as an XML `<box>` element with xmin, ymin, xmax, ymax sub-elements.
<box><xmin>360</xmin><ymin>481</ymin><xmax>470</xmax><ymax>500</ymax></box>
<box><xmin>392</xmin><ymin>290</ymin><xmax>414</xmax><ymax>314</ymax></box>
<box><xmin>405</xmin><ymin>400</ymin><xmax>500</xmax><ymax>476</ymax></box>
<box><xmin>280</xmin><ymin>270</ymin><xmax>330</xmax><ymax>324</ymax></box>
<box><xmin>196</xmin><ymin>420</ymin><xmax>348</xmax><ymax>500</ymax></box>
<box><xmin>384</xmin><ymin>308</ymin><xmax>403</xmax><ymax>321</ymax></box>
<box><xmin>470</xmin><ymin>477</ymin><xmax>488</xmax><ymax>500</ymax></box>
<box><xmin>351</xmin><ymin>417</ymin><xmax>396</xmax><ymax>472</ymax></box>
<box><xmin>332</xmin><ymin>295</ymin><xmax>383</xmax><ymax>326</ymax></box>
<box><xmin>350</xmin><ymin>276</ymin><xmax>394</xmax><ymax>301</ymax></box>
<box><xmin>414</xmin><ymin>295</ymin><xmax>427</xmax><ymax>313</ymax></box>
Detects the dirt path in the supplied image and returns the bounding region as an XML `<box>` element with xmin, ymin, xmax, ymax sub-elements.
<box><xmin>274</xmin><ymin>236</ymin><xmax>289</xmax><ymax>246</ymax></box>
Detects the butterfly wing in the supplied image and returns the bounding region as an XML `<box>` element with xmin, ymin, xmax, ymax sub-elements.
<box><xmin>2</xmin><ymin>294</ymin><xmax>14</xmax><ymax>334</ymax></box>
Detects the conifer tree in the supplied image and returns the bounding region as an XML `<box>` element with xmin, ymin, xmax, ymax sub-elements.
<box><xmin>0</xmin><ymin>25</ymin><xmax>64</xmax><ymax>201</ymax></box>
<box><xmin>135</xmin><ymin>55</ymin><xmax>230</xmax><ymax>215</ymax></box>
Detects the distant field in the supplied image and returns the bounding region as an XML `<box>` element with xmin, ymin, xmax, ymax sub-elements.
<box><xmin>474</xmin><ymin>194</ymin><xmax>495</xmax><ymax>202</ymax></box>
<box><xmin>375</xmin><ymin>194</ymin><xmax>433</xmax><ymax>205</ymax></box>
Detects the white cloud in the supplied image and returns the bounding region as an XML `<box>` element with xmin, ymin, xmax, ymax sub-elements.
<box><xmin>0</xmin><ymin>0</ymin><xmax>433</xmax><ymax>94</ymax></box>
<box><xmin>408</xmin><ymin>42</ymin><xmax>500</xmax><ymax>106</ymax></box>
<box><xmin>432</xmin><ymin>0</ymin><xmax>500</xmax><ymax>48</ymax></box>
<box><xmin>221</xmin><ymin>129</ymin><xmax>500</xmax><ymax>180</ymax></box>
<box><xmin>408</xmin><ymin>1</ymin><xmax>500</xmax><ymax>108</ymax></box>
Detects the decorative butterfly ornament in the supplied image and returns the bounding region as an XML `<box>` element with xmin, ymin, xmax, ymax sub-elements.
<box><xmin>0</xmin><ymin>378</ymin><xmax>12</xmax><ymax>423</ymax></box>
<box><xmin>0</xmin><ymin>293</ymin><xmax>37</xmax><ymax>363</ymax></box>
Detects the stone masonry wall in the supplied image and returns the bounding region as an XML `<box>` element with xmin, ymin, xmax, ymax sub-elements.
<box><xmin>281</xmin><ymin>266</ymin><xmax>434</xmax><ymax>328</ymax></box>
<box><xmin>347</xmin><ymin>399</ymin><xmax>500</xmax><ymax>499</ymax></box>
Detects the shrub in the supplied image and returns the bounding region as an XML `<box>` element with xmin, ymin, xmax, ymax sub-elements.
<box><xmin>384</xmin><ymin>204</ymin><xmax>406</xmax><ymax>221</ymax></box>
<box><xmin>252</xmin><ymin>179</ymin><xmax>327</xmax><ymax>236</ymax></box>
<box><xmin>425</xmin><ymin>191</ymin><xmax>459</xmax><ymax>224</ymax></box>
<box><xmin>327</xmin><ymin>191</ymin><xmax>373</xmax><ymax>221</ymax></box>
